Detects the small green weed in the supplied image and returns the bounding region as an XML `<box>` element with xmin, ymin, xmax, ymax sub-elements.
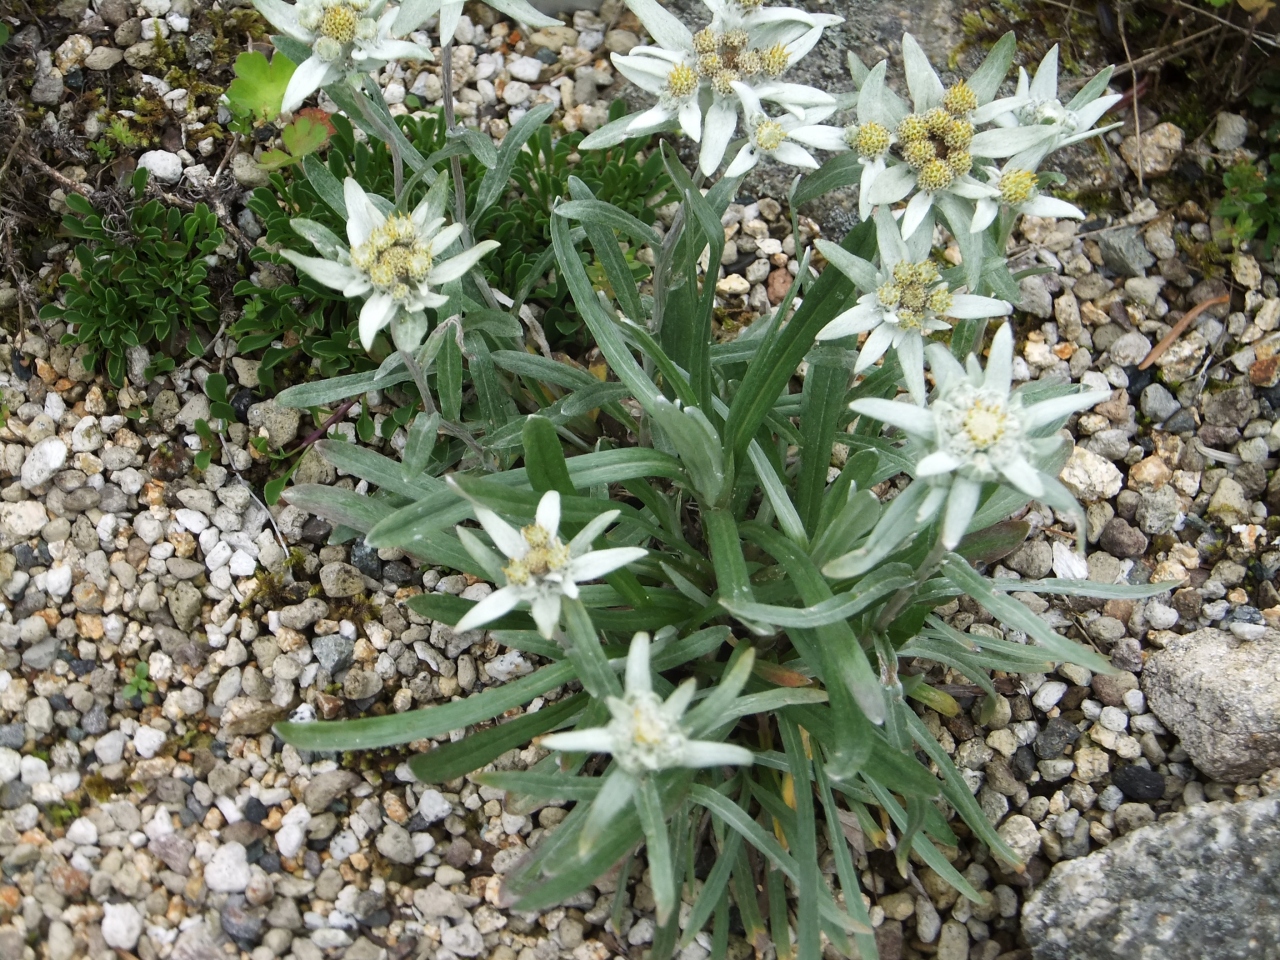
<box><xmin>40</xmin><ymin>170</ymin><xmax>226</xmax><ymax>385</ymax></box>
<box><xmin>1214</xmin><ymin>157</ymin><xmax>1280</xmax><ymax>254</ymax></box>
<box><xmin>122</xmin><ymin>661</ymin><xmax>157</xmax><ymax>704</ymax></box>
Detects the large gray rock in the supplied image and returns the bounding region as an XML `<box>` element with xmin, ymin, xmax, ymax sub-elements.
<box><xmin>1143</xmin><ymin>627</ymin><xmax>1280</xmax><ymax>781</ymax></box>
<box><xmin>1023</xmin><ymin>796</ymin><xmax>1280</xmax><ymax>960</ymax></box>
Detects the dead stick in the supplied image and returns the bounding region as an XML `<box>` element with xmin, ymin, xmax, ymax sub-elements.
<box><xmin>1138</xmin><ymin>294</ymin><xmax>1230</xmax><ymax>370</ymax></box>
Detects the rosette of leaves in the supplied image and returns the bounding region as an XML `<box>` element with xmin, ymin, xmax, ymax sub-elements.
<box><xmin>40</xmin><ymin>170</ymin><xmax>224</xmax><ymax>386</ymax></box>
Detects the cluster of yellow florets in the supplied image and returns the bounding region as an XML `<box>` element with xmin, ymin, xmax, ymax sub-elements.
<box><xmin>350</xmin><ymin>215</ymin><xmax>432</xmax><ymax>303</ymax></box>
<box><xmin>962</xmin><ymin>396</ymin><xmax>1010</xmax><ymax>449</ymax></box>
<box><xmin>878</xmin><ymin>260</ymin><xmax>952</xmax><ymax>328</ymax></box>
<box><xmin>688</xmin><ymin>26</ymin><xmax>789</xmax><ymax>95</ymax></box>
<box><xmin>845</xmin><ymin>121</ymin><xmax>892</xmax><ymax>160</ymax></box>
<box><xmin>894</xmin><ymin>80</ymin><xmax>979</xmax><ymax>192</ymax></box>
<box><xmin>502</xmin><ymin>524</ymin><xmax>571</xmax><ymax>586</ymax></box>
<box><xmin>753</xmin><ymin>118</ymin><xmax>787</xmax><ymax>151</ymax></box>
<box><xmin>999</xmin><ymin>168</ymin><xmax>1037</xmax><ymax>205</ymax></box>
<box><xmin>666</xmin><ymin>63</ymin><xmax>699</xmax><ymax>100</ymax></box>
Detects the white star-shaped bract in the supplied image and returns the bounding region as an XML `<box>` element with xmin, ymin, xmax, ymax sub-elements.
<box><xmin>849</xmin><ymin>324</ymin><xmax>1110</xmax><ymax>548</ymax></box>
<box><xmin>967</xmin><ymin>161</ymin><xmax>1086</xmax><ymax>233</ymax></box>
<box><xmin>583</xmin><ymin>0</ymin><xmax>839</xmax><ymax>175</ymax></box>
<box><xmin>983</xmin><ymin>45</ymin><xmax>1123</xmax><ymax>167</ymax></box>
<box><xmin>280</xmin><ymin>179</ymin><xmax>498</xmax><ymax>351</ymax></box>
<box><xmin>857</xmin><ymin>33</ymin><xmax>1028</xmax><ymax>238</ymax></box>
<box><xmin>540</xmin><ymin>632</ymin><xmax>755</xmax><ymax>774</ymax></box>
<box><xmin>723</xmin><ymin>81</ymin><xmax>846</xmax><ymax>176</ymax></box>
<box><xmin>254</xmin><ymin>0</ymin><xmax>433</xmax><ymax>113</ymax></box>
<box><xmin>452</xmin><ymin>489</ymin><xmax>647</xmax><ymax>639</ymax></box>
<box><xmin>815</xmin><ymin>207</ymin><xmax>1012</xmax><ymax>404</ymax></box>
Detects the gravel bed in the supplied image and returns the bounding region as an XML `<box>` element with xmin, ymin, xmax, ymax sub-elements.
<box><xmin>2</xmin><ymin>4</ymin><xmax>1280</xmax><ymax>960</ymax></box>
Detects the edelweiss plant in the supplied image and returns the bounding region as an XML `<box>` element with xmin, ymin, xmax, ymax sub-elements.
<box><xmin>254</xmin><ymin>8</ymin><xmax>1171</xmax><ymax>958</ymax></box>
<box><xmin>280</xmin><ymin>177</ymin><xmax>499</xmax><ymax>350</ymax></box>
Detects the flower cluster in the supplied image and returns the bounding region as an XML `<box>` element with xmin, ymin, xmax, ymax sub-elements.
<box><xmin>254</xmin><ymin>0</ymin><xmax>433</xmax><ymax>112</ymax></box>
<box><xmin>815</xmin><ymin>208</ymin><xmax>1012</xmax><ymax>404</ymax></box>
<box><xmin>540</xmin><ymin>632</ymin><xmax>754</xmax><ymax>775</ymax></box>
<box><xmin>849</xmin><ymin>324</ymin><xmax>1109</xmax><ymax>548</ymax></box>
<box><xmin>588</xmin><ymin>0</ymin><xmax>841</xmax><ymax>175</ymax></box>
<box><xmin>280</xmin><ymin>178</ymin><xmax>498</xmax><ymax>350</ymax></box>
<box><xmin>453</xmin><ymin>489</ymin><xmax>647</xmax><ymax>639</ymax></box>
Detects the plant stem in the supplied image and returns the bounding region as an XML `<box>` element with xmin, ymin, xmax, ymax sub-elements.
<box><xmin>438</xmin><ymin>39</ymin><xmax>500</xmax><ymax>311</ymax></box>
<box><xmin>873</xmin><ymin>538</ymin><xmax>950</xmax><ymax>633</ymax></box>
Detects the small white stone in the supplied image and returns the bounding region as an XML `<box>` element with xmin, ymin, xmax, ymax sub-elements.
<box><xmin>204</xmin><ymin>842</ymin><xmax>251</xmax><ymax>892</ymax></box>
<box><xmin>418</xmin><ymin>788</ymin><xmax>452</xmax><ymax>824</ymax></box>
<box><xmin>205</xmin><ymin>540</ymin><xmax>233</xmax><ymax>570</ymax></box>
<box><xmin>502</xmin><ymin>80</ymin><xmax>532</xmax><ymax>105</ymax></box>
<box><xmin>20</xmin><ymin>755</ymin><xmax>50</xmax><ymax>784</ymax></box>
<box><xmin>1098</xmin><ymin>706</ymin><xmax>1129</xmax><ymax>732</ymax></box>
<box><xmin>507</xmin><ymin>56</ymin><xmax>543</xmax><ymax>82</ymax></box>
<box><xmin>66</xmin><ymin>816</ymin><xmax>98</xmax><ymax>846</ymax></box>
<box><xmin>133</xmin><ymin>726</ymin><xmax>167</xmax><ymax>759</ymax></box>
<box><xmin>45</xmin><ymin>564</ymin><xmax>73</xmax><ymax>599</ymax></box>
<box><xmin>0</xmin><ymin>748</ymin><xmax>21</xmax><ymax>784</ymax></box>
<box><xmin>174</xmin><ymin>508</ymin><xmax>210</xmax><ymax>534</ymax></box>
<box><xmin>228</xmin><ymin>549</ymin><xmax>257</xmax><ymax>577</ymax></box>
<box><xmin>1032</xmin><ymin>681</ymin><xmax>1069</xmax><ymax>712</ymax></box>
<box><xmin>21</xmin><ymin>437</ymin><xmax>68</xmax><ymax>489</ymax></box>
<box><xmin>101</xmin><ymin>903</ymin><xmax>143</xmax><ymax>950</ymax></box>
<box><xmin>137</xmin><ymin>149</ymin><xmax>183</xmax><ymax>184</ymax></box>
<box><xmin>94</xmin><ymin>729</ymin><xmax>127</xmax><ymax>765</ymax></box>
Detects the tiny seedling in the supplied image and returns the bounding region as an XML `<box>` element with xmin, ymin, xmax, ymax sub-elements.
<box><xmin>122</xmin><ymin>662</ymin><xmax>157</xmax><ymax>704</ymax></box>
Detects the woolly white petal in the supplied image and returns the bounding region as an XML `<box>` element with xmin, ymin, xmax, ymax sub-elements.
<box><xmin>984</xmin><ymin>323</ymin><xmax>1014</xmax><ymax>395</ymax></box>
<box><xmin>473</xmin><ymin>505</ymin><xmax>528</xmax><ymax>560</ymax></box>
<box><xmin>281</xmin><ymin>54</ymin><xmax>336</xmax><ymax>115</ymax></box>
<box><xmin>970</xmin><ymin>197</ymin><xmax>999</xmax><ymax>233</ymax></box>
<box><xmin>613</xmin><ymin>54</ymin><xmax>673</xmax><ymax>94</ymax></box>
<box><xmin>568</xmin><ymin>547</ymin><xmax>648</xmax><ymax>582</ymax></box>
<box><xmin>865</xmin><ymin>162</ymin><xmax>916</xmax><ymax>205</ymax></box>
<box><xmin>942</xmin><ymin>477</ymin><xmax>983</xmax><ymax>549</ymax></box>
<box><xmin>699</xmin><ymin>99</ymin><xmax>738</xmax><ymax>175</ymax></box>
<box><xmin>901</xmin><ymin>190</ymin><xmax>934</xmax><ymax>239</ymax></box>
<box><xmin>853</xmin><ymin>322</ymin><xmax>895</xmax><ymax>372</ymax></box>
<box><xmin>724</xmin><ymin>143</ymin><xmax>759</xmax><ymax>178</ymax></box>
<box><xmin>540</xmin><ymin>728</ymin><xmax>615</xmax><ymax>754</ymax></box>
<box><xmin>849</xmin><ymin>397</ymin><xmax>936</xmax><ymax>437</ymax></box>
<box><xmin>358</xmin><ymin>293</ymin><xmax>397</xmax><ymax>350</ymax></box>
<box><xmin>678</xmin><ymin>741</ymin><xmax>755</xmax><ymax>767</ymax></box>
<box><xmin>998</xmin><ymin>455</ymin><xmax>1044</xmax><ymax>496</ymax></box>
<box><xmin>278</xmin><ymin>251</ymin><xmax>355</xmax><ymax>291</ymax></box>
<box><xmin>1021</xmin><ymin>195</ymin><xmax>1085</xmax><ymax>220</ymax></box>
<box><xmin>1030</xmin><ymin>46</ymin><xmax>1060</xmax><ymax>102</ymax></box>
<box><xmin>897</xmin><ymin>332</ymin><xmax>926</xmax><ymax>406</ymax></box>
<box><xmin>787</xmin><ymin>124</ymin><xmax>849</xmax><ymax>151</ymax></box>
<box><xmin>530</xmin><ymin>592</ymin><xmax>563</xmax><ymax>638</ymax></box>
<box><xmin>568</xmin><ymin>510</ymin><xmax>621</xmax><ymax>554</ymax></box>
<box><xmin>916</xmin><ymin>450</ymin><xmax>962</xmax><ymax>477</ymax></box>
<box><xmin>948</xmin><ymin>294</ymin><xmax>1013</xmax><ymax>319</ymax></box>
<box><xmin>427</xmin><ymin>239</ymin><xmax>498</xmax><ymax>285</ymax></box>
<box><xmin>453</xmin><ymin>586</ymin><xmax>521</xmax><ymax>633</ymax></box>
<box><xmin>625</xmin><ymin>632</ymin><xmax>652</xmax><ymax>695</ymax></box>
<box><xmin>678</xmin><ymin>100</ymin><xmax>703</xmax><ymax>140</ymax></box>
<box><xmin>816</xmin><ymin>301</ymin><xmax>883</xmax><ymax>340</ymax></box>
<box><xmin>344</xmin><ymin>178</ymin><xmax>382</xmax><ymax>248</ymax></box>
<box><xmin>535</xmin><ymin>490</ymin><xmax>561</xmax><ymax>539</ymax></box>
<box><xmin>770</xmin><ymin>141</ymin><xmax>820</xmax><ymax>169</ymax></box>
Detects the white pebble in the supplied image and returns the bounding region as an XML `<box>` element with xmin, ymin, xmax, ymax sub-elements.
<box><xmin>66</xmin><ymin>816</ymin><xmax>98</xmax><ymax>846</ymax></box>
<box><xmin>101</xmin><ymin>903</ymin><xmax>143</xmax><ymax>951</ymax></box>
<box><xmin>1123</xmin><ymin>689</ymin><xmax>1146</xmax><ymax>714</ymax></box>
<box><xmin>1098</xmin><ymin>706</ymin><xmax>1129</xmax><ymax>732</ymax></box>
<box><xmin>417</xmin><ymin>788</ymin><xmax>452</xmax><ymax>823</ymax></box>
<box><xmin>133</xmin><ymin>726</ymin><xmax>167</xmax><ymax>759</ymax></box>
<box><xmin>1031</xmin><ymin>680</ymin><xmax>1069</xmax><ymax>712</ymax></box>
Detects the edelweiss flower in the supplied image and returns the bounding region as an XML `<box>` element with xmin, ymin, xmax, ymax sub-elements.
<box><xmin>967</xmin><ymin>161</ymin><xmax>1085</xmax><ymax>233</ymax></box>
<box><xmin>858</xmin><ymin>34</ymin><xmax>1024</xmax><ymax>238</ymax></box>
<box><xmin>280</xmin><ymin>179</ymin><xmax>498</xmax><ymax>351</ymax></box>
<box><xmin>985</xmin><ymin>46</ymin><xmax>1123</xmax><ymax>165</ymax></box>
<box><xmin>723</xmin><ymin>82</ymin><xmax>846</xmax><ymax>175</ymax></box>
<box><xmin>254</xmin><ymin>0</ymin><xmax>433</xmax><ymax>113</ymax></box>
<box><xmin>540</xmin><ymin>632</ymin><xmax>754</xmax><ymax>774</ymax></box>
<box><xmin>848</xmin><ymin>324</ymin><xmax>1110</xmax><ymax>548</ymax></box>
<box><xmin>452</xmin><ymin>489</ymin><xmax>647</xmax><ymax>638</ymax></box>
<box><xmin>586</xmin><ymin>0</ymin><xmax>838</xmax><ymax>174</ymax></box>
<box><xmin>815</xmin><ymin>208</ymin><xmax>1011</xmax><ymax>404</ymax></box>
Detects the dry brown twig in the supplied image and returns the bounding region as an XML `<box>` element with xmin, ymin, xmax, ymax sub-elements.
<box><xmin>1138</xmin><ymin>293</ymin><xmax>1231</xmax><ymax>369</ymax></box>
